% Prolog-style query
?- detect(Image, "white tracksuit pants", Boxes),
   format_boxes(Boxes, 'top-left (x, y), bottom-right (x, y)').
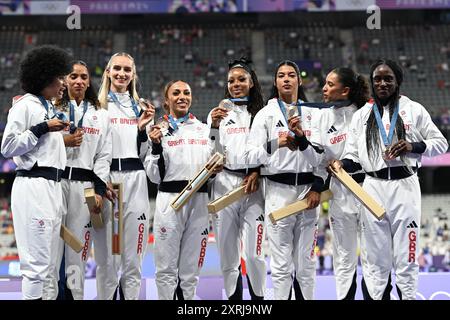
top-left (211, 171), bottom-right (266, 299)
top-left (44, 179), bottom-right (110, 300)
top-left (360, 174), bottom-right (421, 300)
top-left (328, 180), bottom-right (361, 300)
top-left (95, 170), bottom-right (150, 300)
top-left (265, 179), bottom-right (319, 300)
top-left (153, 191), bottom-right (209, 300)
top-left (12, 177), bottom-right (63, 300)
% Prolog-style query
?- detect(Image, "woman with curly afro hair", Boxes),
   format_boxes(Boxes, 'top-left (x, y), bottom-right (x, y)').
top-left (1, 45), bottom-right (71, 300)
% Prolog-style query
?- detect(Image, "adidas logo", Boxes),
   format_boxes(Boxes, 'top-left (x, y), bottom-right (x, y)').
top-left (275, 120), bottom-right (284, 127)
top-left (164, 131), bottom-right (174, 137)
top-left (406, 220), bottom-right (418, 228)
top-left (137, 213), bottom-right (147, 221)
top-left (201, 228), bottom-right (209, 236)
top-left (256, 214), bottom-right (265, 222)
top-left (84, 221), bottom-right (92, 228)
top-left (327, 125), bottom-right (337, 134)
top-left (225, 119), bottom-right (235, 126)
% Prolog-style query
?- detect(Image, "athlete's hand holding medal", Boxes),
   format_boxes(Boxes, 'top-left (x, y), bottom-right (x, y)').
top-left (287, 114), bottom-right (304, 138)
top-left (149, 115), bottom-right (170, 144)
top-left (210, 99), bottom-right (231, 129)
top-left (383, 139), bottom-right (413, 160)
top-left (372, 102), bottom-right (411, 161)
top-left (137, 98), bottom-right (156, 131)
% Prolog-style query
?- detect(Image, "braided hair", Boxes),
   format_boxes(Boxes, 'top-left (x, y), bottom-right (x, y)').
top-left (366, 59), bottom-right (406, 160)
top-left (224, 57), bottom-right (264, 118)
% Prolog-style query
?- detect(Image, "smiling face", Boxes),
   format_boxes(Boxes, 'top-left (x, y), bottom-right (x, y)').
top-left (166, 81), bottom-right (192, 118)
top-left (372, 64), bottom-right (397, 102)
top-left (67, 64), bottom-right (89, 101)
top-left (41, 75), bottom-right (66, 100)
top-left (227, 67), bottom-right (253, 98)
top-left (107, 55), bottom-right (134, 93)
top-left (275, 65), bottom-right (300, 101)
top-left (322, 71), bottom-right (349, 102)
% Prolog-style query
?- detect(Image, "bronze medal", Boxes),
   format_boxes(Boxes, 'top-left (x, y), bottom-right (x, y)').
top-left (156, 117), bottom-right (169, 133)
top-left (383, 145), bottom-right (392, 160)
top-left (287, 104), bottom-right (299, 118)
top-left (220, 99), bottom-right (234, 110)
top-left (138, 98), bottom-right (150, 111)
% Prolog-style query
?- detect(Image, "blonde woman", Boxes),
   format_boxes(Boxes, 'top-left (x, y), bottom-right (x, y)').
top-left (96, 52), bottom-right (155, 300)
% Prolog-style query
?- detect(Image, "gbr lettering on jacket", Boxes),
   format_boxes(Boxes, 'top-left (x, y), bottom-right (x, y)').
top-left (226, 127), bottom-right (247, 135)
top-left (166, 138), bottom-right (208, 147)
top-left (385, 122), bottom-right (412, 132)
top-left (63, 126), bottom-right (100, 135)
top-left (329, 133), bottom-right (347, 145)
top-left (110, 117), bottom-right (138, 125)
top-left (277, 130), bottom-right (311, 137)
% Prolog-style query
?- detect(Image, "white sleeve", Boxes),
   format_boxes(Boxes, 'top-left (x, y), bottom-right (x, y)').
top-left (299, 111), bottom-right (325, 167)
top-left (207, 110), bottom-right (222, 155)
top-left (144, 140), bottom-right (162, 184)
top-left (244, 109), bottom-right (271, 167)
top-left (1, 103), bottom-right (39, 158)
top-left (415, 104), bottom-right (448, 157)
top-left (206, 110), bottom-right (213, 126)
top-left (342, 111), bottom-right (360, 163)
top-left (207, 127), bottom-right (216, 156)
top-left (93, 113), bottom-right (112, 183)
top-left (138, 120), bottom-right (153, 162)
top-left (313, 165), bottom-right (328, 188)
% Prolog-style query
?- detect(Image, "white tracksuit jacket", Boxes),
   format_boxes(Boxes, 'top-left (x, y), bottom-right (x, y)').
top-left (144, 113), bottom-right (214, 300)
top-left (97, 92), bottom-right (150, 300)
top-left (44, 100), bottom-right (112, 300)
top-left (207, 102), bottom-right (266, 299)
top-left (245, 98), bottom-right (325, 300)
top-left (1, 93), bottom-right (66, 300)
top-left (343, 95), bottom-right (448, 300)
top-left (300, 103), bottom-right (364, 299)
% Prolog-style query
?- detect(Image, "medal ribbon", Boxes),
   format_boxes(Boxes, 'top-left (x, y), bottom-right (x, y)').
top-left (372, 102), bottom-right (399, 147)
top-left (109, 91), bottom-right (140, 118)
top-left (168, 112), bottom-right (191, 131)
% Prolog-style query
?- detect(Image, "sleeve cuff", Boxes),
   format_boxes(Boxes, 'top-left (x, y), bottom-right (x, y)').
top-left (151, 143), bottom-right (163, 155)
top-left (209, 126), bottom-right (219, 141)
top-left (311, 175), bottom-right (325, 193)
top-left (137, 128), bottom-right (148, 143)
top-left (93, 175), bottom-right (107, 197)
top-left (294, 135), bottom-right (309, 151)
top-left (248, 166), bottom-right (261, 174)
top-left (341, 159), bottom-right (362, 173)
top-left (410, 141), bottom-right (426, 154)
top-left (30, 122), bottom-right (49, 138)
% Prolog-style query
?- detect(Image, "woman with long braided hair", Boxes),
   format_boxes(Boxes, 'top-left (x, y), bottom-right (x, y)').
top-left (329, 59), bottom-right (448, 300)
